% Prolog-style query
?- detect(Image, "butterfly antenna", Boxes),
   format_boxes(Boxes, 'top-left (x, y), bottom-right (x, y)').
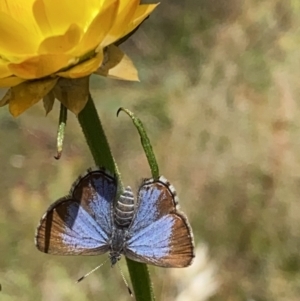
top-left (117, 262), bottom-right (133, 298)
top-left (76, 259), bottom-right (109, 283)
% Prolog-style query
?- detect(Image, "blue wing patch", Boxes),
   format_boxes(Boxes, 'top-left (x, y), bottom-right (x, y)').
top-left (71, 168), bottom-right (116, 236)
top-left (124, 177), bottom-right (194, 267)
top-left (36, 168), bottom-right (117, 256)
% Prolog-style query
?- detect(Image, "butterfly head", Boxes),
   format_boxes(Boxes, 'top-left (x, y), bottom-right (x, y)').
top-left (109, 252), bottom-right (121, 266)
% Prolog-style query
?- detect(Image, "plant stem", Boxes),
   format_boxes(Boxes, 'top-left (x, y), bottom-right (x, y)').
top-left (54, 103), bottom-right (67, 160)
top-left (77, 94), bottom-right (118, 176)
top-left (77, 93), bottom-right (154, 301)
top-left (117, 108), bottom-right (159, 179)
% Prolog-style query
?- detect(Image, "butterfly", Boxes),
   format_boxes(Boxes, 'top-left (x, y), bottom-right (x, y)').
top-left (35, 167), bottom-right (194, 268)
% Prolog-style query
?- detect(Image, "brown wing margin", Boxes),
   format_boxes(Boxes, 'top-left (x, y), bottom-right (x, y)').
top-left (35, 197), bottom-right (109, 255)
top-left (125, 176), bottom-right (194, 267)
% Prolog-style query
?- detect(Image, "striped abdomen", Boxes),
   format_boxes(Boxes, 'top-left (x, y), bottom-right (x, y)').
top-left (114, 186), bottom-right (135, 227)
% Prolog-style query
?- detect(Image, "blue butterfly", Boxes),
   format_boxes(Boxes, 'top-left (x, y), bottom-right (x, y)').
top-left (35, 167), bottom-right (194, 268)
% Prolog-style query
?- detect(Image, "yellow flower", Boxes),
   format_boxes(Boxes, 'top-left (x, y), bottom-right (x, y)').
top-left (0, 0), bottom-right (158, 116)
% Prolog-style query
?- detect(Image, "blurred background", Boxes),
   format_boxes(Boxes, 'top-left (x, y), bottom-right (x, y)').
top-left (1, 0), bottom-right (300, 300)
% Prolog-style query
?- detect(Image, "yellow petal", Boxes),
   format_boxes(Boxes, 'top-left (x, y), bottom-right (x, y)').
top-left (57, 51), bottom-right (104, 78)
top-left (122, 4), bottom-right (159, 38)
top-left (74, 0), bottom-right (119, 57)
top-left (8, 78), bottom-right (58, 117)
top-left (38, 23), bottom-right (82, 54)
top-left (0, 0), bottom-right (37, 29)
top-left (0, 59), bottom-right (11, 78)
top-left (95, 45), bottom-right (139, 81)
top-left (0, 12), bottom-right (39, 57)
top-left (53, 77), bottom-right (89, 115)
top-left (32, 0), bottom-right (51, 36)
top-left (101, 0), bottom-right (139, 46)
top-left (8, 54), bottom-right (76, 79)
top-left (0, 0), bottom-right (157, 89)
top-left (33, 0), bottom-right (105, 36)
top-left (0, 76), bottom-right (26, 87)
top-left (0, 0), bottom-right (41, 40)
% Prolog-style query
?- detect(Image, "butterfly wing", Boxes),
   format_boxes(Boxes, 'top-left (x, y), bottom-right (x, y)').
top-left (124, 176), bottom-right (194, 267)
top-left (35, 168), bottom-right (117, 255)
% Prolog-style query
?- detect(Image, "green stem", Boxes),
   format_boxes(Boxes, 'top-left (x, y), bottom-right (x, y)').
top-left (77, 93), bottom-right (154, 301)
top-left (77, 94), bottom-right (117, 177)
top-left (54, 103), bottom-right (67, 160)
top-left (117, 108), bottom-right (159, 179)
top-left (126, 259), bottom-right (155, 301)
